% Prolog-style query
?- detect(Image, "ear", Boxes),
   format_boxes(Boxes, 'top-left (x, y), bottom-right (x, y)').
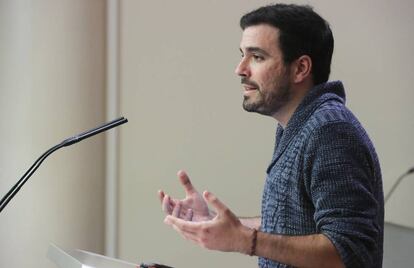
top-left (291, 55), bottom-right (312, 84)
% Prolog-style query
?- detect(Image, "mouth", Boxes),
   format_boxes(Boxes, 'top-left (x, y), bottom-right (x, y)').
top-left (244, 85), bottom-right (257, 90)
top-left (242, 84), bottom-right (258, 96)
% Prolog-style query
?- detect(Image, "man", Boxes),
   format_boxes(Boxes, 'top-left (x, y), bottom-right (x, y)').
top-left (159, 4), bottom-right (384, 268)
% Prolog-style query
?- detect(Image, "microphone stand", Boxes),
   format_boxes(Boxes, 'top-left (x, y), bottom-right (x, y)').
top-left (0, 117), bottom-right (128, 214)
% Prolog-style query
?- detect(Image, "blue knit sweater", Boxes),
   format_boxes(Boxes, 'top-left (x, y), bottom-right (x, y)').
top-left (259, 81), bottom-right (384, 268)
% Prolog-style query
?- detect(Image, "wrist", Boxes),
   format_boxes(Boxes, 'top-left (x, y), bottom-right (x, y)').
top-left (249, 228), bottom-right (258, 256)
top-left (237, 226), bottom-right (257, 256)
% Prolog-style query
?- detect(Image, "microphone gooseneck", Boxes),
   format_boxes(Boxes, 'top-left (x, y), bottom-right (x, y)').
top-left (0, 117), bottom-right (128, 214)
top-left (384, 166), bottom-right (414, 204)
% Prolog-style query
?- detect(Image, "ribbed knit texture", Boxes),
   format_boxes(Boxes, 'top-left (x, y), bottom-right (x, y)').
top-left (259, 81), bottom-right (384, 268)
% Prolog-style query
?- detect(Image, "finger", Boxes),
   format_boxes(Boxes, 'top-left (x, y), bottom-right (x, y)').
top-left (160, 191), bottom-right (177, 207)
top-left (162, 195), bottom-right (173, 215)
top-left (168, 220), bottom-right (197, 236)
top-left (164, 215), bottom-right (199, 234)
top-left (170, 222), bottom-right (199, 243)
top-left (203, 191), bottom-right (228, 214)
top-left (179, 229), bottom-right (200, 243)
top-left (177, 170), bottom-right (196, 195)
top-left (172, 201), bottom-right (181, 217)
top-left (185, 209), bottom-right (193, 221)
top-left (158, 190), bottom-right (165, 203)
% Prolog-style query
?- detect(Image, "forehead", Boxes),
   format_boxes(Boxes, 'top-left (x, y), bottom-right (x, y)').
top-left (240, 24), bottom-right (280, 52)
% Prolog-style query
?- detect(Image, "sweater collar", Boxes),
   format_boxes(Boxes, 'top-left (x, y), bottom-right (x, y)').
top-left (267, 81), bottom-right (346, 173)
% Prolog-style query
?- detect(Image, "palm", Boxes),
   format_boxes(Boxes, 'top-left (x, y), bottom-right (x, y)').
top-left (180, 191), bottom-right (211, 221)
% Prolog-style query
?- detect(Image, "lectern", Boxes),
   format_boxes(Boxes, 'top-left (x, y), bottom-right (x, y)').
top-left (47, 244), bottom-right (139, 268)
top-left (47, 244), bottom-right (173, 268)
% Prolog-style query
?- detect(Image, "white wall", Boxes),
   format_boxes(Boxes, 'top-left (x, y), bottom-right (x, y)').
top-left (0, 0), bottom-right (106, 267)
top-left (2, 0), bottom-right (410, 267)
top-left (117, 0), bottom-right (414, 267)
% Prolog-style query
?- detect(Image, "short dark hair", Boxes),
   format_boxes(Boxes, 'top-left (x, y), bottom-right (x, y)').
top-left (240, 4), bottom-right (334, 85)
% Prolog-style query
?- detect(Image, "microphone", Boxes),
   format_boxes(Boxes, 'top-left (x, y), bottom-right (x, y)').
top-left (0, 117), bottom-right (128, 214)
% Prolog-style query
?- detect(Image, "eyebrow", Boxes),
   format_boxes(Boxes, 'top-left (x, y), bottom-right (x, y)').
top-left (240, 47), bottom-right (270, 57)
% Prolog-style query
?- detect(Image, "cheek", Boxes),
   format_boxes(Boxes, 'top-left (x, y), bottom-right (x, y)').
top-left (260, 69), bottom-right (279, 90)
top-left (264, 64), bottom-right (288, 87)
top-left (257, 63), bottom-right (280, 82)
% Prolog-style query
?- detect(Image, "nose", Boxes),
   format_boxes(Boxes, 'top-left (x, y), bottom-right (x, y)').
top-left (235, 57), bottom-right (250, 77)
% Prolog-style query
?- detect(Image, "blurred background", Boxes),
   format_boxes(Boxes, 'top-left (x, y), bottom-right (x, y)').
top-left (0, 0), bottom-right (413, 267)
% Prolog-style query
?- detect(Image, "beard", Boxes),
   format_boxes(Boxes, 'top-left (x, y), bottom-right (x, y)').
top-left (242, 75), bottom-right (291, 117)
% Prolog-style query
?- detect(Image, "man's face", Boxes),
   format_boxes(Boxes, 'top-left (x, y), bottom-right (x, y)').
top-left (235, 24), bottom-right (292, 117)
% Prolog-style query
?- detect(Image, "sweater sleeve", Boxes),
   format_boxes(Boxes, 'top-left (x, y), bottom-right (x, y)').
top-left (303, 122), bottom-right (382, 268)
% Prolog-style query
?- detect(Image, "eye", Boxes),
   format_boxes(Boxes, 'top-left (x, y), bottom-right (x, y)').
top-left (253, 54), bottom-right (264, 62)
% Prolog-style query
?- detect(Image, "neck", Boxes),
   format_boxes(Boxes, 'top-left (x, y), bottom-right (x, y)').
top-left (272, 81), bottom-right (313, 128)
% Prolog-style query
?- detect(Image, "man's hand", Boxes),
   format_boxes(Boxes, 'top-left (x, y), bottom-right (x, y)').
top-left (158, 170), bottom-right (213, 222)
top-left (164, 191), bottom-right (252, 254)
top-left (163, 190), bottom-right (345, 267)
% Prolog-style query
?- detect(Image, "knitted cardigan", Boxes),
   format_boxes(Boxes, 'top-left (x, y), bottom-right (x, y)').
top-left (259, 81), bottom-right (384, 268)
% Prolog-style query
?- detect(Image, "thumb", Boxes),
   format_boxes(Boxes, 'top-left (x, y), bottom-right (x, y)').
top-left (203, 191), bottom-right (227, 214)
